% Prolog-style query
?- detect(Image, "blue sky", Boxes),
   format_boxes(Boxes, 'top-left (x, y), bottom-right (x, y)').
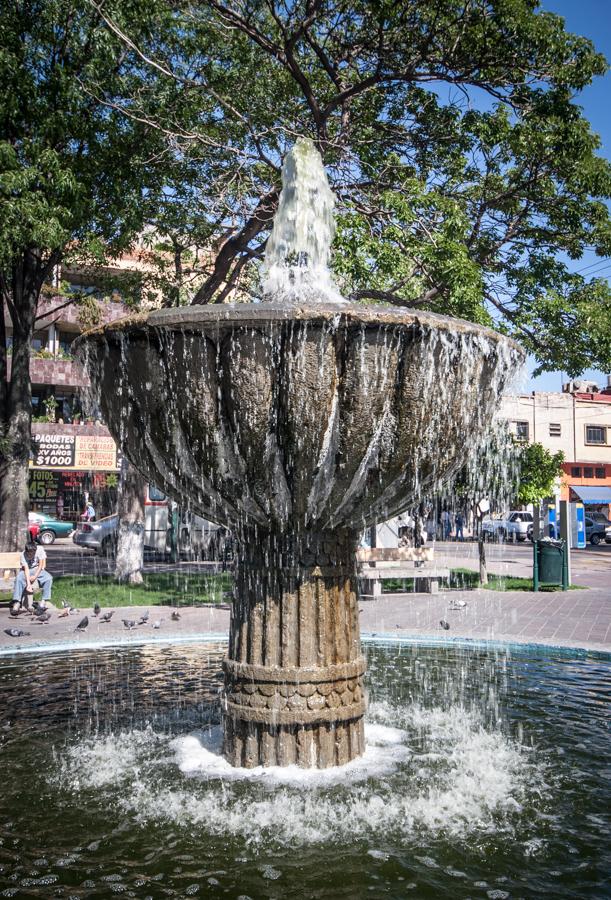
top-left (527, 0), bottom-right (611, 391)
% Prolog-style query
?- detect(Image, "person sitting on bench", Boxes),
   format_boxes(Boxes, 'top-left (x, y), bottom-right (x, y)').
top-left (12, 541), bottom-right (53, 609)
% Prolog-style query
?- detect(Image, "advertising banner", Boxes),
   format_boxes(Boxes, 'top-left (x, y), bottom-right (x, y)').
top-left (29, 469), bottom-right (60, 503)
top-left (74, 435), bottom-right (117, 470)
top-left (32, 433), bottom-right (75, 468)
top-left (30, 432), bottom-right (119, 471)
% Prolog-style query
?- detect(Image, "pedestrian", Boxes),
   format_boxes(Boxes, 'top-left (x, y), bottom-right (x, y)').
top-left (81, 498), bottom-right (96, 522)
top-left (455, 512), bottom-right (464, 541)
top-left (12, 541), bottom-right (53, 609)
top-left (441, 509), bottom-right (452, 541)
top-left (56, 493), bottom-right (64, 520)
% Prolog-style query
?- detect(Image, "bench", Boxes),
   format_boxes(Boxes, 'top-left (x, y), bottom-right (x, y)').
top-left (356, 547), bottom-right (450, 597)
top-left (0, 552), bottom-right (40, 600)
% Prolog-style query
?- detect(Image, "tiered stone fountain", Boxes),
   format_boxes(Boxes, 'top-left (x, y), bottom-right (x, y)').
top-left (79, 139), bottom-right (521, 768)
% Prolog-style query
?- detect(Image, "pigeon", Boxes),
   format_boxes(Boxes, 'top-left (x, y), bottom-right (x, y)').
top-left (152, 619), bottom-right (162, 629)
top-left (31, 600), bottom-right (47, 615)
top-left (4, 628), bottom-right (30, 637)
top-left (58, 609), bottom-right (69, 618)
top-left (122, 619), bottom-right (136, 630)
top-left (171, 610), bottom-right (181, 621)
top-left (33, 605), bottom-right (50, 619)
top-left (35, 612), bottom-right (52, 625)
top-left (75, 616), bottom-right (89, 632)
top-left (93, 603), bottom-right (101, 617)
top-left (100, 610), bottom-right (114, 623)
top-left (61, 599), bottom-right (70, 609)
top-left (439, 619), bottom-right (450, 630)
top-left (138, 610), bottom-right (149, 625)
top-left (448, 599), bottom-right (467, 610)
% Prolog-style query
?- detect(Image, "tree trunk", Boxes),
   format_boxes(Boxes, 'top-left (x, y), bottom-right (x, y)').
top-left (478, 531), bottom-right (488, 586)
top-left (0, 253), bottom-right (46, 551)
top-left (114, 459), bottom-right (147, 584)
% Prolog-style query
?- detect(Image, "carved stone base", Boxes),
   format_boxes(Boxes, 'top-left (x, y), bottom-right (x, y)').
top-left (222, 529), bottom-right (367, 768)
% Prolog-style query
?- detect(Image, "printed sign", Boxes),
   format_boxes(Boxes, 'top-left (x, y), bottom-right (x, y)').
top-left (74, 435), bottom-right (117, 470)
top-left (30, 431), bottom-right (120, 471)
top-left (29, 469), bottom-right (59, 502)
top-left (32, 433), bottom-right (75, 468)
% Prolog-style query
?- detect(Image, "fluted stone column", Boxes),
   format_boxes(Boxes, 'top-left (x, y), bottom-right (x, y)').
top-left (222, 528), bottom-right (367, 768)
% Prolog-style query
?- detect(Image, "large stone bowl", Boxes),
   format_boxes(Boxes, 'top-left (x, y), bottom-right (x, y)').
top-left (78, 302), bottom-right (522, 768)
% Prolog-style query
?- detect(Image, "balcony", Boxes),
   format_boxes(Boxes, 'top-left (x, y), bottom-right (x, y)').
top-left (34, 295), bottom-right (128, 329)
top-left (6, 355), bottom-right (87, 389)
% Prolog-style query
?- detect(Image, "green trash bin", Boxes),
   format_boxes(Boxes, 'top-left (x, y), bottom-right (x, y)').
top-left (538, 539), bottom-right (564, 585)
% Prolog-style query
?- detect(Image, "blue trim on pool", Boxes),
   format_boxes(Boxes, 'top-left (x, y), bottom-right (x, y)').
top-left (0, 630), bottom-right (609, 660)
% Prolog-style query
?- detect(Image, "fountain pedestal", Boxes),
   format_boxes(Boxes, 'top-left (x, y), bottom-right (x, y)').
top-left (222, 529), bottom-right (366, 768)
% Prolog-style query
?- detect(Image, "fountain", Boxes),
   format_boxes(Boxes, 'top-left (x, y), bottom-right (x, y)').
top-left (77, 138), bottom-right (522, 768)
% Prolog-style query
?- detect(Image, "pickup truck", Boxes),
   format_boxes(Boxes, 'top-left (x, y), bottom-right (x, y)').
top-left (481, 511), bottom-right (533, 542)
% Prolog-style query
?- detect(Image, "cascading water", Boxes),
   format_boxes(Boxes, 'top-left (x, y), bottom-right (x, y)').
top-left (261, 137), bottom-right (345, 304)
top-left (76, 139), bottom-right (524, 769)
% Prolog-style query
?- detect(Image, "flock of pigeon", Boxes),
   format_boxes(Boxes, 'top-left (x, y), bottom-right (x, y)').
top-left (4, 600), bottom-right (184, 639)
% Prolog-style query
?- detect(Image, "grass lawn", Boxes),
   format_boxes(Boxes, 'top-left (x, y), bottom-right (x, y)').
top-left (0, 572), bottom-right (233, 608)
top-left (382, 568), bottom-right (581, 593)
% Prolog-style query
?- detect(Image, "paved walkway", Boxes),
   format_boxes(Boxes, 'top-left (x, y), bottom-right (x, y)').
top-left (1, 585), bottom-right (609, 654)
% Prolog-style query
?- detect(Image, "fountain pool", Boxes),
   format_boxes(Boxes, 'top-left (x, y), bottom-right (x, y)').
top-left (0, 638), bottom-right (609, 898)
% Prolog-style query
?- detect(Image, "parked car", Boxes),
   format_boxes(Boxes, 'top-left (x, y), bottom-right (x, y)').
top-left (481, 511), bottom-right (533, 542)
top-left (584, 516), bottom-right (611, 546)
top-left (28, 512), bottom-right (74, 545)
top-left (587, 511), bottom-right (611, 528)
top-left (73, 514), bottom-right (118, 556)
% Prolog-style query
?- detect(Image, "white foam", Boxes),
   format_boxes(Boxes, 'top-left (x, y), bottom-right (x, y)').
top-left (170, 721), bottom-right (410, 787)
top-left (52, 702), bottom-right (543, 847)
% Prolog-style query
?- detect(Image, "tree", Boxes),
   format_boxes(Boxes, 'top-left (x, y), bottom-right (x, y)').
top-left (0, 0), bottom-right (178, 550)
top-left (516, 442), bottom-right (565, 505)
top-left (114, 460), bottom-right (147, 584)
top-left (95, 0), bottom-right (611, 376)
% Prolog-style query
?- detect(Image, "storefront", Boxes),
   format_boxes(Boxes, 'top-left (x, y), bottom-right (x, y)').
top-left (29, 426), bottom-right (121, 521)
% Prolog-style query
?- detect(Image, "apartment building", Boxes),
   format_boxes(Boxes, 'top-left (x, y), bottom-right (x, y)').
top-left (501, 378), bottom-right (611, 514)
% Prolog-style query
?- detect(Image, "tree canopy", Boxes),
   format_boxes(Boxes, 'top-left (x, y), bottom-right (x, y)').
top-left (516, 441), bottom-right (565, 504)
top-left (89, 0), bottom-right (611, 375)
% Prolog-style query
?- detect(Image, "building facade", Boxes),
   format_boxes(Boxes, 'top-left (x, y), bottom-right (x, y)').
top-left (500, 379), bottom-right (611, 515)
top-left (4, 294), bottom-right (127, 521)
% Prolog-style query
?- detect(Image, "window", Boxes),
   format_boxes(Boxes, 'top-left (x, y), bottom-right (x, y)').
top-left (595, 467), bottom-right (606, 479)
top-left (31, 331), bottom-right (48, 352)
top-left (585, 425), bottom-right (606, 445)
top-left (571, 467), bottom-right (582, 478)
top-left (514, 421), bottom-right (529, 442)
top-left (58, 331), bottom-right (76, 357)
top-left (148, 485), bottom-right (167, 502)
top-left (549, 423), bottom-right (561, 436)
top-left (583, 467), bottom-right (594, 479)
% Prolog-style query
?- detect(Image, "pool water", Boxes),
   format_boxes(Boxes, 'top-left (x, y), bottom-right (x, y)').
top-left (0, 640), bottom-right (609, 898)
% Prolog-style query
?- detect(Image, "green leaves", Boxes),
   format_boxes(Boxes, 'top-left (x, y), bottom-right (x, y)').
top-left (517, 442), bottom-right (565, 505)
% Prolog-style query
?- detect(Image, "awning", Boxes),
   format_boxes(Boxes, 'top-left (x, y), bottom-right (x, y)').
top-left (570, 485), bottom-right (611, 505)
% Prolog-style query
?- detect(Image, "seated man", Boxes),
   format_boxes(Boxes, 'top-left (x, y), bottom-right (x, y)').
top-left (12, 541), bottom-right (53, 609)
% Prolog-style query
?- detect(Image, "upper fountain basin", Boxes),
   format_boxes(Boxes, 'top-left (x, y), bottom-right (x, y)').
top-left (78, 301), bottom-right (523, 532)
